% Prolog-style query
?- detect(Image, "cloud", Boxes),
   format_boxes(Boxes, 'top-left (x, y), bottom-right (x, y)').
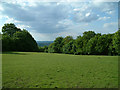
top-left (103, 22), bottom-right (118, 33)
top-left (56, 19), bottom-right (73, 28)
top-left (30, 32), bottom-right (55, 41)
top-left (103, 22), bottom-right (117, 28)
top-left (1, 0), bottom-right (119, 3)
top-left (73, 11), bottom-right (99, 22)
top-left (92, 0), bottom-right (119, 2)
top-left (98, 16), bottom-right (111, 21)
top-left (85, 13), bottom-right (90, 17)
top-left (1, 2), bottom-right (71, 33)
top-left (92, 2), bottom-right (117, 15)
top-left (17, 24), bottom-right (31, 29)
top-left (118, 18), bottom-right (120, 28)
top-left (0, 1), bottom-right (118, 41)
top-left (106, 10), bottom-right (114, 15)
top-left (1, 3), bottom-right (35, 21)
top-left (31, 29), bottom-right (81, 41)
top-left (70, 2), bottom-right (117, 22)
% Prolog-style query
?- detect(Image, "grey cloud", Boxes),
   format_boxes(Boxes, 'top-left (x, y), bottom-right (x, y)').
top-left (2, 3), bottom-right (35, 21)
top-left (0, 2), bottom-right (117, 35)
top-left (1, 2), bottom-right (70, 33)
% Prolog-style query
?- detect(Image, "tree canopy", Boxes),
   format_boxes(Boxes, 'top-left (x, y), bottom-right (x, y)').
top-left (2, 23), bottom-right (21, 37)
top-left (2, 23), bottom-right (38, 52)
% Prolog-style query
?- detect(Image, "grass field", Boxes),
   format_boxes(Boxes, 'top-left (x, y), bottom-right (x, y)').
top-left (2, 52), bottom-right (118, 88)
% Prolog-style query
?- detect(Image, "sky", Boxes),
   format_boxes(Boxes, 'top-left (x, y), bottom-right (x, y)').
top-left (0, 0), bottom-right (119, 41)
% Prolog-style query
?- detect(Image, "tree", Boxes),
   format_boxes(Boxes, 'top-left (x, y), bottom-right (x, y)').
top-left (12, 29), bottom-right (38, 51)
top-left (75, 36), bottom-right (84, 55)
top-left (44, 46), bottom-right (48, 53)
top-left (62, 36), bottom-right (73, 45)
top-left (2, 34), bottom-right (13, 51)
top-left (39, 46), bottom-right (48, 52)
top-left (2, 23), bottom-right (21, 37)
top-left (0, 33), bottom-right (2, 52)
top-left (95, 34), bottom-right (113, 55)
top-left (82, 31), bottom-right (96, 40)
top-left (48, 37), bottom-right (63, 53)
top-left (86, 34), bottom-right (101, 55)
top-left (63, 40), bottom-right (76, 54)
top-left (0, 33), bottom-right (2, 40)
top-left (82, 31), bottom-right (96, 54)
top-left (113, 30), bottom-right (120, 55)
top-left (48, 43), bottom-right (55, 53)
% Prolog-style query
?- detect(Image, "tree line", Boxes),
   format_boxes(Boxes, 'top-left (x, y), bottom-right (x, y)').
top-left (1, 23), bottom-right (120, 55)
top-left (47, 30), bottom-right (120, 55)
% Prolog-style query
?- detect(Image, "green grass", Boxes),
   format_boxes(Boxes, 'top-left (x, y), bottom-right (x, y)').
top-left (2, 52), bottom-right (118, 88)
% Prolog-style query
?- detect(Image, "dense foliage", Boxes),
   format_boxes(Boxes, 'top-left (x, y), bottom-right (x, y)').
top-left (2, 23), bottom-right (38, 51)
top-left (48, 30), bottom-right (120, 55)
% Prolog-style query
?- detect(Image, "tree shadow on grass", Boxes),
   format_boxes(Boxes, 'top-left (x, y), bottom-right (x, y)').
top-left (2, 52), bottom-right (28, 55)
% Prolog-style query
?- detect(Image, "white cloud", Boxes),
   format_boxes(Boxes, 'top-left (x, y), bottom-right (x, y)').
top-left (56, 19), bottom-right (73, 28)
top-left (73, 11), bottom-right (99, 22)
top-left (17, 24), bottom-right (31, 29)
top-left (70, 2), bottom-right (116, 22)
top-left (92, 1), bottom-right (117, 15)
top-left (0, 4), bottom-right (4, 11)
top-left (101, 22), bottom-right (118, 34)
top-left (73, 8), bottom-right (80, 11)
top-left (98, 16), bottom-right (111, 21)
top-left (103, 22), bottom-right (117, 28)
top-left (92, 0), bottom-right (119, 2)
top-left (102, 22), bottom-right (118, 33)
top-left (106, 10), bottom-right (114, 15)
top-left (56, 31), bottom-right (79, 39)
top-left (0, 15), bottom-right (22, 24)
top-left (30, 30), bottom-right (66, 41)
top-left (86, 13), bottom-right (90, 17)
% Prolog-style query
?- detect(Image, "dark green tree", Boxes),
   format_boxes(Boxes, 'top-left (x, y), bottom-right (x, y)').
top-left (83, 31), bottom-right (96, 40)
top-left (2, 34), bottom-right (13, 51)
top-left (63, 40), bottom-right (76, 54)
top-left (112, 30), bottom-right (120, 55)
top-left (86, 34), bottom-right (101, 55)
top-left (95, 34), bottom-right (113, 55)
top-left (12, 29), bottom-right (38, 51)
top-left (48, 37), bottom-right (63, 53)
top-left (75, 36), bottom-right (84, 55)
top-left (2, 23), bottom-right (21, 37)
top-left (82, 31), bottom-right (96, 54)
top-left (62, 36), bottom-right (73, 45)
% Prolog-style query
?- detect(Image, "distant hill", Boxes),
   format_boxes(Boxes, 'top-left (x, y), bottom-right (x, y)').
top-left (37, 41), bottom-right (53, 47)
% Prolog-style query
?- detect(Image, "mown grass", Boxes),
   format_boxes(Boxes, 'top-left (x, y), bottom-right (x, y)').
top-left (2, 52), bottom-right (118, 88)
